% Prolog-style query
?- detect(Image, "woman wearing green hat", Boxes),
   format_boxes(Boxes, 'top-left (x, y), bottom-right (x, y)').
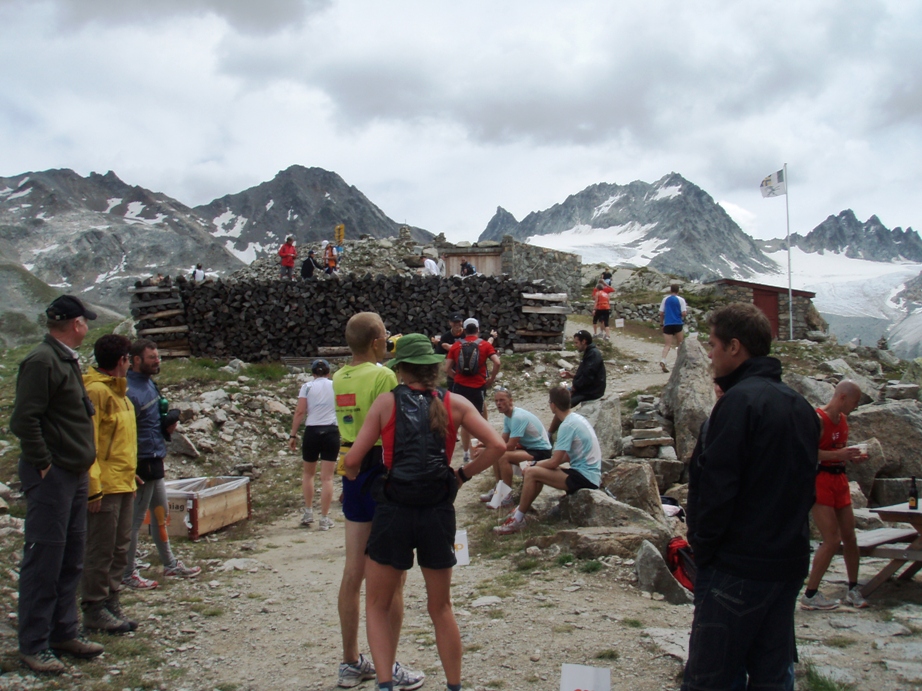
top-left (343, 333), bottom-right (505, 691)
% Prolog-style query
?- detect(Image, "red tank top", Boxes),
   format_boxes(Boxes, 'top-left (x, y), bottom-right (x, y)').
top-left (816, 407), bottom-right (848, 455)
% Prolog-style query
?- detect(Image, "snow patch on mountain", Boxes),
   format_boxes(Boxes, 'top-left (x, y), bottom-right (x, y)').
top-left (527, 222), bottom-right (664, 265)
top-left (650, 185), bottom-right (682, 201)
top-left (212, 211), bottom-right (248, 239)
top-left (7, 187), bottom-right (32, 201)
top-left (226, 240), bottom-right (265, 264)
top-left (105, 197), bottom-right (122, 213)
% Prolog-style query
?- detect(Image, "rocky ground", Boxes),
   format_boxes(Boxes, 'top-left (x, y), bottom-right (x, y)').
top-left (2, 320), bottom-right (922, 690)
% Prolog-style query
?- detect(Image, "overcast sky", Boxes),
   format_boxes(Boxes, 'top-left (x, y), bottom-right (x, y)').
top-left (1, 0), bottom-right (919, 243)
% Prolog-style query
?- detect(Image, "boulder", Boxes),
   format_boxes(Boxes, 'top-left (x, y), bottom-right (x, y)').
top-left (879, 349), bottom-right (901, 369)
top-left (871, 478), bottom-right (913, 507)
top-left (658, 337), bottom-right (716, 463)
top-left (805, 330), bottom-right (829, 342)
top-left (848, 401), bottom-right (922, 478)
top-left (885, 383), bottom-right (920, 400)
top-left (0, 482), bottom-right (12, 502)
top-left (602, 462), bottom-right (666, 523)
top-left (648, 459), bottom-right (686, 491)
top-left (264, 400), bottom-right (292, 416)
top-left (782, 373), bottom-right (835, 409)
top-left (577, 393), bottom-right (622, 458)
top-left (184, 417), bottom-right (215, 434)
top-left (665, 483), bottom-right (689, 507)
top-left (560, 490), bottom-right (672, 551)
top-left (849, 481), bottom-right (868, 509)
top-left (853, 509), bottom-right (885, 531)
top-left (818, 359), bottom-right (880, 404)
top-left (635, 540), bottom-right (694, 605)
top-left (168, 432), bottom-right (200, 459)
top-left (200, 389), bottom-right (229, 406)
top-left (526, 526), bottom-right (670, 559)
top-left (845, 437), bottom-right (887, 499)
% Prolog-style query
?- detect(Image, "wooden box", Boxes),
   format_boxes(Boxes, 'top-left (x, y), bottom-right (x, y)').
top-left (164, 477), bottom-right (251, 540)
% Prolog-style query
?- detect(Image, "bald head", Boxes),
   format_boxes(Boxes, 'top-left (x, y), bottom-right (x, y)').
top-left (829, 380), bottom-right (862, 416)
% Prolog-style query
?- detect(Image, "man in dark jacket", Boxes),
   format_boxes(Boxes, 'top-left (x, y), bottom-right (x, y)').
top-left (301, 250), bottom-right (323, 280)
top-left (561, 330), bottom-right (605, 405)
top-left (9, 295), bottom-right (105, 674)
top-left (683, 303), bottom-right (819, 691)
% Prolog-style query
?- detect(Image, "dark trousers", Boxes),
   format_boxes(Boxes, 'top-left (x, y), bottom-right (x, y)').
top-left (18, 460), bottom-right (88, 654)
top-left (82, 492), bottom-right (134, 605)
top-left (681, 566), bottom-right (801, 691)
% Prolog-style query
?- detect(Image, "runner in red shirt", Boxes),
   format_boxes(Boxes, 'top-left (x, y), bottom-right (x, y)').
top-left (446, 318), bottom-right (501, 463)
top-left (801, 380), bottom-right (869, 611)
top-left (592, 281), bottom-right (615, 341)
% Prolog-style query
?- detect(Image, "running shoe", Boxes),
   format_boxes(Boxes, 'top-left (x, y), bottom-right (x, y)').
top-left (319, 515), bottom-right (334, 531)
top-left (493, 514), bottom-right (526, 535)
top-left (800, 591), bottom-right (839, 610)
top-left (338, 653), bottom-right (375, 688)
top-left (479, 489), bottom-right (495, 503)
top-left (660, 360), bottom-right (669, 373)
top-left (300, 508), bottom-right (314, 527)
top-left (844, 587), bottom-right (869, 609)
top-left (122, 570), bottom-right (159, 590)
top-left (164, 560), bottom-right (202, 578)
top-left (392, 661), bottom-right (425, 690)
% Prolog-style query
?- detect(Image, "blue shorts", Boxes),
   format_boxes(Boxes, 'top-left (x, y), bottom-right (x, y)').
top-left (342, 464), bottom-right (381, 523)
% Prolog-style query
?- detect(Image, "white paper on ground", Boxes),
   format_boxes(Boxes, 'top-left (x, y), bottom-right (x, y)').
top-left (615, 318), bottom-right (625, 328)
top-left (454, 529), bottom-right (470, 566)
top-left (560, 663), bottom-right (611, 691)
top-left (487, 480), bottom-right (512, 509)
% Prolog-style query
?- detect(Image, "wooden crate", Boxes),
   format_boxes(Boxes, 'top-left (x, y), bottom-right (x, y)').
top-left (164, 477), bottom-right (252, 541)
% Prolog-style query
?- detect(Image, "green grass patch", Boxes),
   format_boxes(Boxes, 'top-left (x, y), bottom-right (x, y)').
top-left (515, 557), bottom-right (540, 572)
top-left (552, 623), bottom-right (575, 633)
top-left (595, 648), bottom-right (620, 660)
top-left (486, 609), bottom-right (505, 619)
top-left (622, 618), bottom-right (643, 628)
top-left (824, 635), bottom-right (855, 648)
top-left (556, 554), bottom-right (575, 566)
top-left (802, 663), bottom-right (853, 691)
top-left (578, 559), bottom-right (603, 573)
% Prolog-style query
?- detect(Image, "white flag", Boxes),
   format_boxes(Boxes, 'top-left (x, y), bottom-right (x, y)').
top-left (760, 169), bottom-right (786, 198)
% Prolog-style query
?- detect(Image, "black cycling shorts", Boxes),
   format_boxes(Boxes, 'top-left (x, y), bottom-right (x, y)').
top-left (563, 468), bottom-right (599, 494)
top-left (592, 309), bottom-right (611, 327)
top-left (663, 324), bottom-right (683, 335)
top-left (301, 424), bottom-right (340, 463)
top-left (366, 501), bottom-right (457, 570)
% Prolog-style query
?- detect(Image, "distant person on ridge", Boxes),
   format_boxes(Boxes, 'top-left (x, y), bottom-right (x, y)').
top-left (301, 249), bottom-right (323, 280)
top-left (659, 284), bottom-right (687, 372)
top-left (278, 236), bottom-right (297, 280)
top-left (459, 257), bottom-right (476, 277)
top-left (423, 253), bottom-right (440, 276)
top-left (191, 264), bottom-right (205, 283)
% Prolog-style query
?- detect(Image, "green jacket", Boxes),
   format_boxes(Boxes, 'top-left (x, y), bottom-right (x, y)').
top-left (9, 334), bottom-right (97, 473)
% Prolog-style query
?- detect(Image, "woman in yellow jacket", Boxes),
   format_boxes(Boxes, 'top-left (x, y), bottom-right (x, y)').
top-left (80, 335), bottom-right (139, 635)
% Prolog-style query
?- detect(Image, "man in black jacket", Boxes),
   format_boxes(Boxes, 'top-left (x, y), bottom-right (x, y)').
top-left (552, 330), bottom-right (606, 437)
top-left (683, 303), bottom-right (819, 691)
top-left (10, 296), bottom-right (105, 674)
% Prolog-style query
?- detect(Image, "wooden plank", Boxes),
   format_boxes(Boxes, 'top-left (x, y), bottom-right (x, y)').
top-left (856, 528), bottom-right (919, 549)
top-left (860, 534), bottom-right (922, 597)
top-left (158, 349), bottom-right (192, 358)
top-left (512, 343), bottom-right (563, 352)
top-left (130, 297), bottom-right (184, 310)
top-left (521, 305), bottom-right (571, 314)
top-left (136, 325), bottom-right (189, 336)
top-left (865, 547), bottom-right (922, 561)
top-left (136, 308), bottom-right (184, 321)
top-left (317, 347), bottom-right (352, 357)
top-left (515, 329), bottom-right (565, 337)
top-left (195, 484), bottom-right (250, 538)
top-left (150, 339), bottom-right (189, 349)
top-left (127, 286), bottom-right (179, 294)
top-left (521, 292), bottom-right (569, 301)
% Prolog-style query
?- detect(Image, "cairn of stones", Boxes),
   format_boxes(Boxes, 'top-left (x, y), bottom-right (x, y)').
top-left (628, 395), bottom-right (675, 459)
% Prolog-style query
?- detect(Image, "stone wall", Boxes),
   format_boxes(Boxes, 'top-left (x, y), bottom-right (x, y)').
top-left (712, 283), bottom-right (814, 340)
top-left (179, 274), bottom-right (566, 361)
top-left (501, 236), bottom-right (583, 298)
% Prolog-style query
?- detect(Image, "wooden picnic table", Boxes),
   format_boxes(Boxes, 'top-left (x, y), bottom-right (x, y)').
top-left (859, 503), bottom-right (922, 596)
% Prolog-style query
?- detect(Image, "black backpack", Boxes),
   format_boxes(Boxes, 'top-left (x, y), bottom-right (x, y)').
top-left (458, 338), bottom-right (482, 376)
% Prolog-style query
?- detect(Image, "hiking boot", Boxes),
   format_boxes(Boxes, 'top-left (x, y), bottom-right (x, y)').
top-left (50, 635), bottom-right (104, 659)
top-left (338, 653), bottom-right (375, 688)
top-left (300, 507), bottom-right (314, 527)
top-left (493, 514), bottom-right (526, 535)
top-left (660, 360), bottom-right (669, 373)
top-left (845, 587), bottom-right (869, 609)
top-left (479, 489), bottom-right (495, 503)
top-left (318, 515), bottom-right (334, 531)
top-left (20, 649), bottom-right (65, 675)
top-left (164, 560), bottom-right (202, 579)
top-left (82, 602), bottom-right (133, 634)
top-left (393, 661), bottom-right (425, 690)
top-left (800, 591), bottom-right (839, 611)
top-left (105, 594), bottom-right (138, 631)
top-left (122, 570), bottom-right (158, 590)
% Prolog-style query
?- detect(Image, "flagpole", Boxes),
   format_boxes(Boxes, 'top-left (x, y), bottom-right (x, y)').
top-left (785, 162), bottom-right (793, 340)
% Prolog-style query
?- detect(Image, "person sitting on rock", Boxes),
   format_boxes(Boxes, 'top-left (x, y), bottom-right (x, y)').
top-left (801, 380), bottom-right (869, 611)
top-left (494, 387), bottom-right (601, 535)
top-left (552, 330), bottom-right (605, 438)
top-left (475, 389), bottom-right (552, 509)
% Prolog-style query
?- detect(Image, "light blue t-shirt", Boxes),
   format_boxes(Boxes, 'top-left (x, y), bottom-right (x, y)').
top-left (503, 407), bottom-right (551, 451)
top-left (554, 413), bottom-right (602, 486)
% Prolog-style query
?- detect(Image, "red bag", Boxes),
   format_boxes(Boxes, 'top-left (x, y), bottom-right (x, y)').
top-left (667, 537), bottom-right (696, 592)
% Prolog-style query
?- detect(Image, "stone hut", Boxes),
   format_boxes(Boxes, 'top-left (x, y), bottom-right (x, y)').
top-left (708, 279), bottom-right (819, 340)
top-left (437, 235), bottom-right (581, 297)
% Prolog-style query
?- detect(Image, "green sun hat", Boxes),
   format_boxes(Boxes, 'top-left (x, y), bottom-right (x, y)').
top-left (387, 333), bottom-right (445, 369)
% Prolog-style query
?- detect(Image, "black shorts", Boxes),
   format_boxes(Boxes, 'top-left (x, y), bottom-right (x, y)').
top-left (451, 382), bottom-right (485, 413)
top-left (366, 501), bottom-right (457, 570)
top-left (523, 447), bottom-right (553, 462)
top-left (301, 425), bottom-right (340, 463)
top-left (663, 324), bottom-right (683, 335)
top-left (592, 309), bottom-right (611, 327)
top-left (563, 468), bottom-right (599, 494)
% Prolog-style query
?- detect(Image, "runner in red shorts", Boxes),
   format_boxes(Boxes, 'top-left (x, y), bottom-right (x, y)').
top-left (801, 381), bottom-right (869, 611)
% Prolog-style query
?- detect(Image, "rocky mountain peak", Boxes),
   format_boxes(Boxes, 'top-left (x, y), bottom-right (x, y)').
top-left (786, 210), bottom-right (922, 261)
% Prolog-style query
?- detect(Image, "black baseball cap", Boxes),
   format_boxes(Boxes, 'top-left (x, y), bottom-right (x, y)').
top-left (308, 249), bottom-right (315, 255)
top-left (449, 313), bottom-right (463, 322)
top-left (46, 295), bottom-right (97, 322)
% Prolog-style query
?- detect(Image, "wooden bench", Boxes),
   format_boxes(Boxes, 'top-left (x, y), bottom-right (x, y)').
top-left (836, 528), bottom-right (920, 558)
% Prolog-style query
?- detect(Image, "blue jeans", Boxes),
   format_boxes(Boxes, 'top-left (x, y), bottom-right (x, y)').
top-left (682, 566), bottom-right (801, 691)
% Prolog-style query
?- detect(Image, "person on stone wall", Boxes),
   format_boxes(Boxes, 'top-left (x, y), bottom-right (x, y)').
top-left (278, 236), bottom-right (297, 280)
top-left (659, 284), bottom-right (687, 372)
top-left (10, 295), bottom-right (104, 674)
top-left (322, 240), bottom-right (338, 274)
top-left (459, 257), bottom-right (476, 277)
top-left (191, 264), bottom-right (205, 283)
top-left (437, 254), bottom-right (447, 277)
top-left (422, 252), bottom-right (440, 276)
top-left (301, 250), bottom-right (324, 280)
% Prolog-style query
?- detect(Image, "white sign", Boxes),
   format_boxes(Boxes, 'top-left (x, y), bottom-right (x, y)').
top-left (487, 480), bottom-right (512, 510)
top-left (615, 318), bottom-right (625, 328)
top-left (560, 663), bottom-right (611, 691)
top-left (454, 529), bottom-right (470, 567)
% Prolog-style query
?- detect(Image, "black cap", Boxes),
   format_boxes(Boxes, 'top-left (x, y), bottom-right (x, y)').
top-left (46, 295), bottom-right (97, 322)
top-left (308, 249), bottom-right (315, 255)
top-left (449, 313), bottom-right (463, 322)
